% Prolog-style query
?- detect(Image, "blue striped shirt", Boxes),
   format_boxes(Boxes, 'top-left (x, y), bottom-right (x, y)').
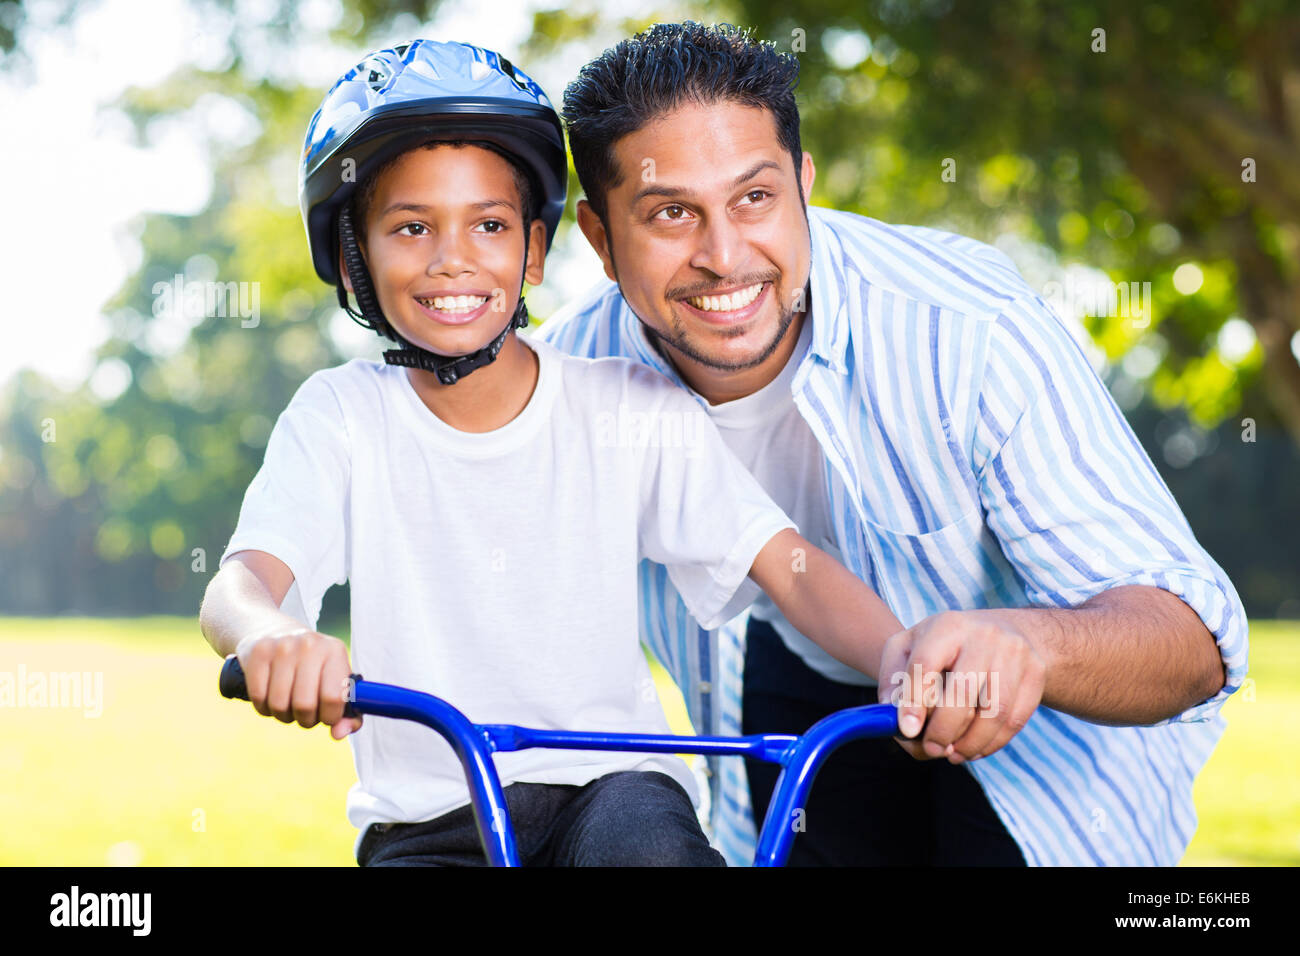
top-left (533, 203), bottom-right (1249, 866)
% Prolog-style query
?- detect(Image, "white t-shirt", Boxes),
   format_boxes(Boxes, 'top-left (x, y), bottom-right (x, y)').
top-left (219, 334), bottom-right (795, 858)
top-left (699, 316), bottom-right (875, 687)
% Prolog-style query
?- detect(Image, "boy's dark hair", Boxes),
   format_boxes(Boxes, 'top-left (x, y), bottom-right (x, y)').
top-left (561, 21), bottom-right (802, 223)
top-left (351, 139), bottom-right (541, 243)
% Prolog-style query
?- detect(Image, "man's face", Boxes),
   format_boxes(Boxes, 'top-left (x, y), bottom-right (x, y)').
top-left (346, 144), bottom-right (546, 357)
top-left (576, 99), bottom-right (815, 374)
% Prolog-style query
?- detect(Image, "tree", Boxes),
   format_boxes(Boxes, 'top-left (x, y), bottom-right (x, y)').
top-left (726, 0), bottom-right (1300, 446)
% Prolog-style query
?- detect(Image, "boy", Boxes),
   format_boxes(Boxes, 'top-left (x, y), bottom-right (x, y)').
top-left (199, 39), bottom-right (903, 867)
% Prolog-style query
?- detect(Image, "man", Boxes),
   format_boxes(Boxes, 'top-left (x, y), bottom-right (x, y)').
top-left (535, 21), bottom-right (1248, 866)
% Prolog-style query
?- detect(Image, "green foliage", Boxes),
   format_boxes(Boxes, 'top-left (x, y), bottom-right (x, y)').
top-left (1, 1), bottom-right (1295, 618)
top-left (726, 0), bottom-right (1300, 441)
top-left (0, 2), bottom-right (457, 615)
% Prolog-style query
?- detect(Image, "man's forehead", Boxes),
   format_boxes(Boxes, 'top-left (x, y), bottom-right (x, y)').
top-left (608, 100), bottom-right (791, 194)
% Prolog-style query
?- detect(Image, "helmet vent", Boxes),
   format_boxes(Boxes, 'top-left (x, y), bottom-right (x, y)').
top-left (361, 57), bottom-right (389, 91)
top-left (496, 55), bottom-right (529, 93)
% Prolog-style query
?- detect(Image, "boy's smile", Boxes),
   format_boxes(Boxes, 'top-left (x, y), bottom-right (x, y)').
top-left (412, 290), bottom-right (495, 326)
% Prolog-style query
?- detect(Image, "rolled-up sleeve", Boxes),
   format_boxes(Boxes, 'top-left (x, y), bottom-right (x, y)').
top-left (971, 293), bottom-right (1248, 723)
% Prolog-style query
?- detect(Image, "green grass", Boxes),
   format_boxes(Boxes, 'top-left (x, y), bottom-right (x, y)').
top-left (1181, 619), bottom-right (1300, 866)
top-left (0, 615), bottom-right (1293, 865)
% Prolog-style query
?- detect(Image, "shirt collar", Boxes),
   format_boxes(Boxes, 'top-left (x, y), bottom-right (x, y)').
top-left (805, 204), bottom-right (851, 375)
top-left (620, 202), bottom-right (852, 384)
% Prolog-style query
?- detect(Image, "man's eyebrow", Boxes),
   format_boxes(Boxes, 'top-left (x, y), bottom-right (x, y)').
top-left (378, 198), bottom-right (516, 217)
top-left (630, 159), bottom-right (783, 205)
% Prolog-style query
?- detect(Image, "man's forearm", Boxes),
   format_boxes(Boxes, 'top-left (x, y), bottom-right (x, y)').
top-left (970, 584), bottom-right (1226, 725)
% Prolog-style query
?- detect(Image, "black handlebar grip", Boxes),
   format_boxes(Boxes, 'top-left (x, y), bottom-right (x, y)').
top-left (219, 655), bottom-right (362, 719)
top-left (219, 654), bottom-right (250, 701)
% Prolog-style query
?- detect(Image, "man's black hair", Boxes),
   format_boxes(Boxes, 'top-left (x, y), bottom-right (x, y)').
top-left (350, 139), bottom-right (541, 242)
top-left (561, 21), bottom-right (803, 223)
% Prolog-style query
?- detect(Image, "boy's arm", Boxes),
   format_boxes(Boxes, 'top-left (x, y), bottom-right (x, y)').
top-left (748, 528), bottom-right (902, 682)
top-left (199, 550), bottom-right (298, 658)
top-left (200, 550), bottom-right (360, 739)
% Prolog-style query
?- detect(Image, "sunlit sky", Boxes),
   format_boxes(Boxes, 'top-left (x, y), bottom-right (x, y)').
top-left (2, 0), bottom-right (1292, 394)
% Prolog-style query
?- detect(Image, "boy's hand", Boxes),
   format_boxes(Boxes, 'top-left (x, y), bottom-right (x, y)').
top-left (235, 629), bottom-right (363, 739)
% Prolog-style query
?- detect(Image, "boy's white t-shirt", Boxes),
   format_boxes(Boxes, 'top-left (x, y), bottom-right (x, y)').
top-left (219, 334), bottom-right (795, 857)
top-left (699, 316), bottom-right (875, 687)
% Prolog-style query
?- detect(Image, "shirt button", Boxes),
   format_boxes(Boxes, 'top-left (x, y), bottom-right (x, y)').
top-left (698, 681), bottom-right (712, 695)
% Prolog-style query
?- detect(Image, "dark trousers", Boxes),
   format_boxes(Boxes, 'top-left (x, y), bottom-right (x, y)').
top-left (742, 616), bottom-right (1026, 866)
top-left (357, 769), bottom-right (725, 867)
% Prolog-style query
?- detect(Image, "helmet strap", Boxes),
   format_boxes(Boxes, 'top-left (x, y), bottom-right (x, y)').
top-left (336, 206), bottom-right (531, 387)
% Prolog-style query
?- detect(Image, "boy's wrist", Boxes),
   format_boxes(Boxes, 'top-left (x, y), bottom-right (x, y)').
top-left (235, 623), bottom-right (315, 657)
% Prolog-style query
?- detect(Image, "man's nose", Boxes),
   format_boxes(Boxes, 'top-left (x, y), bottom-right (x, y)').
top-left (689, 211), bottom-right (746, 278)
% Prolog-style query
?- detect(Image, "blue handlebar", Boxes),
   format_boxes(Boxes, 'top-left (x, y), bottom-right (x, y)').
top-left (219, 655), bottom-right (899, 866)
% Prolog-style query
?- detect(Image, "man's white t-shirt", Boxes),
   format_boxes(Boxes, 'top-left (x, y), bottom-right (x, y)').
top-left (219, 334), bottom-right (795, 858)
top-left (698, 316), bottom-right (876, 687)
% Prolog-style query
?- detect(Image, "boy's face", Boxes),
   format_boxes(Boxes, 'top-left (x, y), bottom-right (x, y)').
top-left (575, 99), bottom-right (815, 373)
top-left (346, 144), bottom-right (547, 357)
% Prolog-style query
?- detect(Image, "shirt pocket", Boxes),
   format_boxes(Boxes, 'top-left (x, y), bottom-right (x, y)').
top-left (856, 504), bottom-right (996, 626)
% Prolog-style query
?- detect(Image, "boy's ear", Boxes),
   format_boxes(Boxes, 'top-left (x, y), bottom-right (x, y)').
top-left (338, 247), bottom-right (354, 294)
top-left (575, 199), bottom-right (616, 283)
top-left (523, 217), bottom-right (548, 288)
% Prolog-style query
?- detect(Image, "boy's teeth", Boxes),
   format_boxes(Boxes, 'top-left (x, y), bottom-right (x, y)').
top-left (420, 295), bottom-right (488, 313)
top-left (686, 283), bottom-right (763, 312)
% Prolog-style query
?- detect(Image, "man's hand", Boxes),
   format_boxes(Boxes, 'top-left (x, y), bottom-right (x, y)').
top-left (877, 611), bottom-right (1047, 764)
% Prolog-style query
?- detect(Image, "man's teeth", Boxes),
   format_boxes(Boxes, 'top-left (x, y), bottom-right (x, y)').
top-left (418, 295), bottom-right (489, 313)
top-left (686, 283), bottom-right (763, 312)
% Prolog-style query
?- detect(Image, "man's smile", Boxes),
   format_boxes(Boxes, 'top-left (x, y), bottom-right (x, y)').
top-left (675, 280), bottom-right (773, 326)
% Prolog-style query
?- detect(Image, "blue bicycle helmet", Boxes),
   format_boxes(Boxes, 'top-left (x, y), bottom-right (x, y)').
top-left (299, 39), bottom-right (568, 384)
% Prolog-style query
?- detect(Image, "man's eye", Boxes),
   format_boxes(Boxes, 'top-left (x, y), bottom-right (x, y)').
top-left (740, 190), bottom-right (769, 205)
top-left (397, 222), bottom-right (427, 236)
top-left (653, 205), bottom-right (690, 221)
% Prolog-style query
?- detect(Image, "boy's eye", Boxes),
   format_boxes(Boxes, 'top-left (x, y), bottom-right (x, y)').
top-left (397, 222), bottom-right (428, 237)
top-left (652, 204), bottom-right (690, 222)
top-left (475, 219), bottom-right (507, 234)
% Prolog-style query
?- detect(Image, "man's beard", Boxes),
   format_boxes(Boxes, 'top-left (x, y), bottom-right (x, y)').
top-left (644, 286), bottom-right (801, 372)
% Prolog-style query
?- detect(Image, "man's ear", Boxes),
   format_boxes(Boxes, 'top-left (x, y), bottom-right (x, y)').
top-left (523, 218), bottom-right (548, 288)
top-left (575, 199), bottom-right (616, 283)
top-left (800, 151), bottom-right (816, 204)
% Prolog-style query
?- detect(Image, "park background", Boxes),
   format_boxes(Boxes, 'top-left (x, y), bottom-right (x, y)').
top-left (0, 0), bottom-right (1296, 865)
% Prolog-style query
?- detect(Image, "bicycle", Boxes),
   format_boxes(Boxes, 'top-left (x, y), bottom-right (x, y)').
top-left (219, 655), bottom-right (900, 866)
